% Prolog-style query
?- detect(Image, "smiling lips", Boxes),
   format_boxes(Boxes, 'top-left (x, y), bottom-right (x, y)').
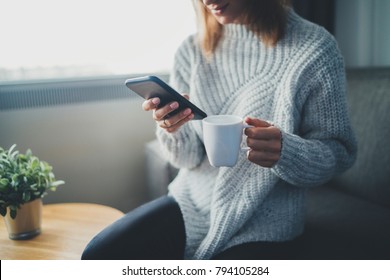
top-left (209, 3), bottom-right (229, 16)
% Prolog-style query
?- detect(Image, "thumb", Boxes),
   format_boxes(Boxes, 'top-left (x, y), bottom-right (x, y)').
top-left (244, 117), bottom-right (272, 128)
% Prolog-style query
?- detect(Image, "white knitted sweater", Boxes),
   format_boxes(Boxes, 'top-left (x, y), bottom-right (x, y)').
top-left (156, 11), bottom-right (357, 259)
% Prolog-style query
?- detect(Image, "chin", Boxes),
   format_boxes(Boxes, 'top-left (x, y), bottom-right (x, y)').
top-left (215, 17), bottom-right (235, 25)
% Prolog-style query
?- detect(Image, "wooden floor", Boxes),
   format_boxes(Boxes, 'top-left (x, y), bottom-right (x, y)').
top-left (0, 203), bottom-right (124, 260)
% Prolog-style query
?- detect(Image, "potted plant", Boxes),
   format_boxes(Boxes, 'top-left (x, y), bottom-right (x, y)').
top-left (0, 144), bottom-right (65, 240)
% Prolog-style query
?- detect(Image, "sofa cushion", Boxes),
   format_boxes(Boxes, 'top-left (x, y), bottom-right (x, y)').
top-left (303, 185), bottom-right (390, 259)
top-left (331, 68), bottom-right (390, 208)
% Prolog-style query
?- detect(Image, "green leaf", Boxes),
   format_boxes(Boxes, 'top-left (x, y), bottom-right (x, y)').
top-left (50, 180), bottom-right (65, 187)
top-left (9, 205), bottom-right (17, 211)
top-left (10, 208), bottom-right (17, 219)
top-left (7, 144), bottom-right (17, 157)
top-left (10, 150), bottom-right (19, 160)
top-left (31, 158), bottom-right (39, 169)
top-left (0, 144), bottom-right (65, 214)
top-left (22, 191), bottom-right (31, 202)
top-left (0, 158), bottom-right (10, 165)
top-left (0, 206), bottom-right (6, 217)
top-left (0, 178), bottom-right (9, 186)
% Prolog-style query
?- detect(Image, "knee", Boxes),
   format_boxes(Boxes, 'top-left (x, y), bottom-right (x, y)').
top-left (81, 237), bottom-right (103, 260)
top-left (81, 228), bottom-right (118, 260)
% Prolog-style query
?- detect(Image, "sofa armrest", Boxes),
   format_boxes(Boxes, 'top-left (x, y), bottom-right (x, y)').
top-left (144, 140), bottom-right (179, 199)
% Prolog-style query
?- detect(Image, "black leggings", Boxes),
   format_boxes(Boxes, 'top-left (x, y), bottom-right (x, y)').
top-left (82, 196), bottom-right (186, 260)
top-left (81, 196), bottom-right (302, 260)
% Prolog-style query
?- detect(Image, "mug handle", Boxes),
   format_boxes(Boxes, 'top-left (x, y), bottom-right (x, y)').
top-left (241, 124), bottom-right (254, 152)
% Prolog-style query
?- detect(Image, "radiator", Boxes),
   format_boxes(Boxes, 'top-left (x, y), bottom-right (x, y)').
top-left (0, 74), bottom-right (168, 110)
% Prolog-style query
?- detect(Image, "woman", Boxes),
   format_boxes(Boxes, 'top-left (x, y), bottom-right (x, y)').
top-left (82, 0), bottom-right (357, 260)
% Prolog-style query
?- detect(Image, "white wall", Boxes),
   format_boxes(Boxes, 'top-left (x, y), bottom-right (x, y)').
top-left (335, 0), bottom-right (390, 67)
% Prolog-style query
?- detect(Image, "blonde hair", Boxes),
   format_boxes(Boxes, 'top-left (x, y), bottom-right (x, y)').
top-left (193, 0), bottom-right (291, 58)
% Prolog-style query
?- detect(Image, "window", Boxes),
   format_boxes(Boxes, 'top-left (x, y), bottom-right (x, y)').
top-left (0, 0), bottom-right (196, 82)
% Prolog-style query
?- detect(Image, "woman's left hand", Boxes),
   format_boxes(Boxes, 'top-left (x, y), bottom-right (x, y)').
top-left (244, 117), bottom-right (282, 168)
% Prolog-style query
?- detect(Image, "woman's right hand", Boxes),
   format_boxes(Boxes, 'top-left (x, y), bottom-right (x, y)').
top-left (142, 96), bottom-right (194, 133)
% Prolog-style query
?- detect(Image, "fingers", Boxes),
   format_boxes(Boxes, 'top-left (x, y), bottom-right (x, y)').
top-left (160, 112), bottom-right (194, 133)
top-left (246, 137), bottom-right (281, 153)
top-left (143, 97), bottom-right (182, 120)
top-left (145, 97), bottom-right (193, 133)
top-left (246, 150), bottom-right (280, 168)
top-left (153, 101), bottom-right (179, 121)
top-left (247, 137), bottom-right (281, 167)
top-left (246, 131), bottom-right (281, 167)
top-left (142, 97), bottom-right (160, 111)
top-left (244, 116), bottom-right (271, 128)
top-left (158, 107), bottom-right (193, 127)
top-left (244, 117), bottom-right (282, 168)
top-left (245, 126), bottom-right (281, 140)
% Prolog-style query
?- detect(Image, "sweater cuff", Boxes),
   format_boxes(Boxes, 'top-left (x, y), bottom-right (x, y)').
top-left (271, 131), bottom-right (318, 187)
top-left (156, 123), bottom-right (204, 169)
top-left (156, 123), bottom-right (191, 143)
top-left (271, 130), bottom-right (338, 187)
top-left (272, 131), bottom-right (302, 176)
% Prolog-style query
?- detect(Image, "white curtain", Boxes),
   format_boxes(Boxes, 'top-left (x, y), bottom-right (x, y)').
top-left (335, 0), bottom-right (390, 67)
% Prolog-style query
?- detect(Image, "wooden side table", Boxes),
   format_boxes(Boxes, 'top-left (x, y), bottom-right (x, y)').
top-left (0, 203), bottom-right (124, 260)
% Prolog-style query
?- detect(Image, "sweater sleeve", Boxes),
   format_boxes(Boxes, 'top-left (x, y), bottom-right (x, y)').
top-left (156, 125), bottom-right (205, 169)
top-left (156, 36), bottom-right (206, 169)
top-left (272, 43), bottom-right (357, 187)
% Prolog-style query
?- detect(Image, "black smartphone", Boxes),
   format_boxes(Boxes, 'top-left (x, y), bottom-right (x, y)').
top-left (125, 76), bottom-right (207, 120)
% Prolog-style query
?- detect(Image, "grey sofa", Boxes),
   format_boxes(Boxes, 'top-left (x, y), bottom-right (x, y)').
top-left (144, 68), bottom-right (390, 259)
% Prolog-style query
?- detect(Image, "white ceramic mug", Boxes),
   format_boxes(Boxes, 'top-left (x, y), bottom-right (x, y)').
top-left (202, 115), bottom-right (252, 167)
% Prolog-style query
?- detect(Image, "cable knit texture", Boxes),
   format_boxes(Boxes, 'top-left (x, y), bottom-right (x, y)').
top-left (156, 11), bottom-right (357, 259)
